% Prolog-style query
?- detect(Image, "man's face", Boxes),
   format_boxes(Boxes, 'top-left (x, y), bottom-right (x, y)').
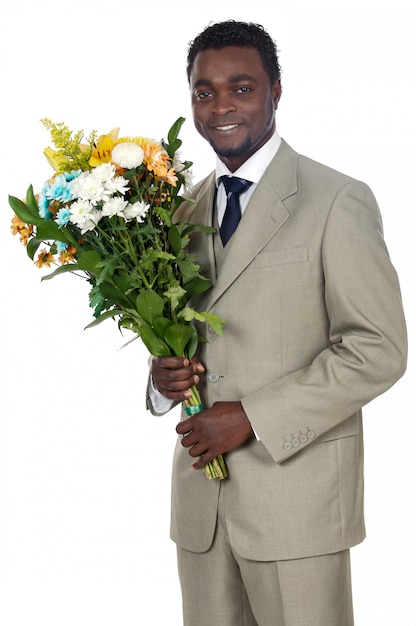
top-left (189, 46), bottom-right (281, 172)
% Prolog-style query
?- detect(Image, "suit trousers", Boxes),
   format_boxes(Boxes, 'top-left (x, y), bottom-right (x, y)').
top-left (176, 498), bottom-right (355, 626)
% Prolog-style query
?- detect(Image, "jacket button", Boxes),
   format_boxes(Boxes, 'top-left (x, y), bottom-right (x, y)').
top-left (299, 434), bottom-right (308, 443)
top-left (291, 437), bottom-right (300, 447)
top-left (283, 441), bottom-right (293, 451)
top-left (208, 373), bottom-right (220, 383)
top-left (307, 430), bottom-right (316, 439)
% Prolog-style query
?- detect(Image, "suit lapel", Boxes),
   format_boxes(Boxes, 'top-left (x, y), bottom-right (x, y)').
top-left (205, 139), bottom-right (299, 311)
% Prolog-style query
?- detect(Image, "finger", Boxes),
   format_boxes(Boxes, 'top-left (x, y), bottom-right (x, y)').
top-left (190, 454), bottom-right (212, 471)
top-left (190, 357), bottom-right (205, 374)
top-left (161, 375), bottom-right (199, 394)
top-left (155, 356), bottom-right (190, 370)
top-left (176, 419), bottom-right (194, 436)
top-left (186, 441), bottom-right (208, 458)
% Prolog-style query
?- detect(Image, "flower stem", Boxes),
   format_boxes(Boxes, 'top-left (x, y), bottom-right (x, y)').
top-left (183, 387), bottom-right (228, 480)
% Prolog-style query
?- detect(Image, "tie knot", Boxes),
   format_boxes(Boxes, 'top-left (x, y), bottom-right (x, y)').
top-left (220, 176), bottom-right (252, 196)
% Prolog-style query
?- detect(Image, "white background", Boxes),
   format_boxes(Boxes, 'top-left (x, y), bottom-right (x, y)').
top-left (1, 0), bottom-right (415, 624)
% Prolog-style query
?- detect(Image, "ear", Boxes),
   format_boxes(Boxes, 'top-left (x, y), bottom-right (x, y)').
top-left (272, 79), bottom-right (282, 109)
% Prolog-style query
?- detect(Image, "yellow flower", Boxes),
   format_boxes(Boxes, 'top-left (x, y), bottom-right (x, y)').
top-left (10, 215), bottom-right (33, 245)
top-left (89, 127), bottom-right (120, 167)
top-left (43, 145), bottom-right (91, 173)
top-left (35, 249), bottom-right (55, 268)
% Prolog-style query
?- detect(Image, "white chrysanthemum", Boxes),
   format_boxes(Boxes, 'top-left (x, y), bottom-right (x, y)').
top-left (183, 168), bottom-right (194, 192)
top-left (104, 175), bottom-right (130, 196)
top-left (69, 200), bottom-right (101, 233)
top-left (91, 162), bottom-right (116, 183)
top-left (101, 196), bottom-right (129, 218)
top-left (172, 153), bottom-right (193, 191)
top-left (71, 171), bottom-right (110, 204)
top-left (172, 152), bottom-right (184, 172)
top-left (112, 142), bottom-right (144, 169)
top-left (123, 200), bottom-right (151, 222)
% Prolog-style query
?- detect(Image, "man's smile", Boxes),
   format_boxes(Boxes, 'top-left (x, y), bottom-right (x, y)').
top-left (213, 124), bottom-right (240, 131)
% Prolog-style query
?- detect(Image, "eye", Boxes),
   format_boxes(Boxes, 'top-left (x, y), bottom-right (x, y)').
top-left (195, 90), bottom-right (214, 100)
top-left (236, 86), bottom-right (252, 94)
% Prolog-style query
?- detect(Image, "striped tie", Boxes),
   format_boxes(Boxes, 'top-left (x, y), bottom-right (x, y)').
top-left (219, 176), bottom-right (253, 245)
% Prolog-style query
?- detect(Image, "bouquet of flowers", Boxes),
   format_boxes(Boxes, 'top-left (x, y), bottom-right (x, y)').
top-left (9, 117), bottom-right (227, 480)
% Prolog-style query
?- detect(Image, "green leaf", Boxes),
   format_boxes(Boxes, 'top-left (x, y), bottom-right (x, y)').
top-left (84, 308), bottom-right (124, 329)
top-left (153, 316), bottom-right (173, 337)
top-left (164, 117), bottom-right (185, 159)
top-left (136, 289), bottom-right (164, 325)
top-left (176, 259), bottom-right (201, 279)
top-left (98, 280), bottom-right (133, 308)
top-left (178, 307), bottom-right (197, 322)
top-left (184, 277), bottom-right (213, 299)
top-left (41, 263), bottom-right (82, 281)
top-left (9, 195), bottom-right (43, 226)
top-left (179, 308), bottom-right (225, 336)
top-left (89, 283), bottom-right (106, 317)
top-left (139, 325), bottom-right (171, 356)
top-left (25, 185), bottom-right (40, 217)
top-left (36, 220), bottom-right (71, 243)
top-left (113, 271), bottom-right (133, 292)
top-left (26, 237), bottom-right (42, 260)
top-left (77, 250), bottom-right (102, 275)
top-left (163, 285), bottom-right (186, 311)
top-left (186, 326), bottom-right (199, 359)
top-left (95, 256), bottom-right (120, 285)
top-left (164, 323), bottom-right (194, 357)
top-left (168, 224), bottom-right (182, 255)
top-left (167, 117), bottom-right (185, 144)
top-left (183, 224), bottom-right (216, 236)
top-left (195, 311), bottom-right (225, 336)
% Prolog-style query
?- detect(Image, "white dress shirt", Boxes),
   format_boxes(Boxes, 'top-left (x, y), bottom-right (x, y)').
top-left (215, 130), bottom-right (281, 223)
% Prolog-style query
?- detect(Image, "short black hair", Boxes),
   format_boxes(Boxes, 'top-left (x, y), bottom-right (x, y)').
top-left (187, 20), bottom-right (281, 85)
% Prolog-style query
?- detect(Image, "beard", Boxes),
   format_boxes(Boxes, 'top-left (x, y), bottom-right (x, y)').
top-left (208, 135), bottom-right (253, 159)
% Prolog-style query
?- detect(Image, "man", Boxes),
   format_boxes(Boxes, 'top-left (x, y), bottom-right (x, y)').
top-left (147, 20), bottom-right (407, 625)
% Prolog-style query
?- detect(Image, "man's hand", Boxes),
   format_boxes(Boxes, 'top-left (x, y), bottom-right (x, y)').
top-left (151, 356), bottom-right (205, 402)
top-left (176, 401), bottom-right (254, 471)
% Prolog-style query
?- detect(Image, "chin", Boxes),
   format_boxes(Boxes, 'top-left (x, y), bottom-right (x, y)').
top-left (210, 137), bottom-right (252, 160)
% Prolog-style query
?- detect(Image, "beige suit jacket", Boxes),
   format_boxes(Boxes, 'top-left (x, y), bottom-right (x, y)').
top-left (147, 139), bottom-right (407, 561)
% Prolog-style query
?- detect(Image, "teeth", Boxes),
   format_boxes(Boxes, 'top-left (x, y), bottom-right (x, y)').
top-left (216, 124), bottom-right (238, 131)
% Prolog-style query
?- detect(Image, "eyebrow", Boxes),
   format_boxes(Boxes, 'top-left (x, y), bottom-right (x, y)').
top-left (192, 73), bottom-right (257, 89)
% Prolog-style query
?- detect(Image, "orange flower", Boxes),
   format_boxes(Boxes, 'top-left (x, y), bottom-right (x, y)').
top-left (59, 245), bottom-right (77, 265)
top-left (10, 215), bottom-right (33, 245)
top-left (35, 249), bottom-right (55, 268)
top-left (164, 167), bottom-right (178, 186)
top-left (122, 137), bottom-right (173, 177)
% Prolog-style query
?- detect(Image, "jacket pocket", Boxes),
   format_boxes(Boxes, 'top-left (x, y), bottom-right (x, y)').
top-left (316, 412), bottom-right (361, 443)
top-left (254, 246), bottom-right (308, 268)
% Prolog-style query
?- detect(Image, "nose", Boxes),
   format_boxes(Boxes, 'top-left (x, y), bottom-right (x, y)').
top-left (212, 90), bottom-right (237, 115)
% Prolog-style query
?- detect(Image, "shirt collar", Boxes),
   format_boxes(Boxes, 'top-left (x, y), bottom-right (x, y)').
top-left (216, 130), bottom-right (281, 186)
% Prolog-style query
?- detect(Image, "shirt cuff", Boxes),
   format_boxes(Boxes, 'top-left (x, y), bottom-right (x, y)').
top-left (149, 376), bottom-right (176, 413)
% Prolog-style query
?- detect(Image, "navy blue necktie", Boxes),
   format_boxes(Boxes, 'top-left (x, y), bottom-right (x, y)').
top-left (219, 176), bottom-right (253, 245)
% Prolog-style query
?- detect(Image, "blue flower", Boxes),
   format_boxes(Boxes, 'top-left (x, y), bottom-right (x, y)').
top-left (56, 241), bottom-right (68, 253)
top-left (56, 207), bottom-right (71, 226)
top-left (65, 169), bottom-right (82, 181)
top-left (38, 190), bottom-right (54, 220)
top-left (46, 174), bottom-right (74, 202)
